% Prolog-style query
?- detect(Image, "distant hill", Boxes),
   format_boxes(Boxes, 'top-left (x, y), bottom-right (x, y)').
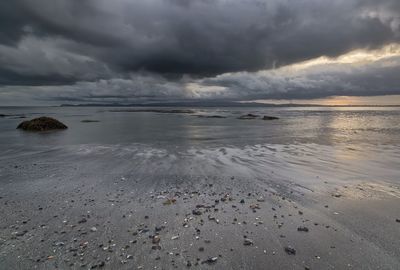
top-left (59, 101), bottom-right (400, 108)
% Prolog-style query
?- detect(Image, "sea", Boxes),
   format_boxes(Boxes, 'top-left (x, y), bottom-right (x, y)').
top-left (1, 106), bottom-right (399, 190)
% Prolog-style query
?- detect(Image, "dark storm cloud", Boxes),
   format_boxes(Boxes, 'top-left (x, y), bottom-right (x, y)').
top-left (0, 0), bottom-right (399, 103)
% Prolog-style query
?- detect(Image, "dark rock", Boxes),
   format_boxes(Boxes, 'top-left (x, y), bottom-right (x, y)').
top-left (17, 117), bottom-right (67, 131)
top-left (196, 115), bottom-right (226, 119)
top-left (297, 226), bottom-right (309, 232)
top-left (240, 199), bottom-right (245, 204)
top-left (155, 226), bottom-right (165, 232)
top-left (262, 116), bottom-right (279, 120)
top-left (81, 120), bottom-right (100, 123)
top-left (192, 209), bottom-right (202, 215)
top-left (238, 114), bottom-right (259, 120)
top-left (202, 257), bottom-right (218, 264)
top-left (78, 218), bottom-right (87, 224)
top-left (396, 219), bottom-right (400, 223)
top-left (243, 239), bottom-right (254, 246)
top-left (284, 246), bottom-right (296, 255)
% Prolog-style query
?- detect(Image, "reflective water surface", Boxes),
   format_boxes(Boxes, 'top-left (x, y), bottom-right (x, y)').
top-left (1, 106), bottom-right (400, 149)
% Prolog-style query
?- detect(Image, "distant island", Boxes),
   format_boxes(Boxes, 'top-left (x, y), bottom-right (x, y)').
top-left (59, 101), bottom-right (400, 108)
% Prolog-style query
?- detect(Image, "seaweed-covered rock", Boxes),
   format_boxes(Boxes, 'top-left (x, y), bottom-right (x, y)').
top-left (81, 119), bottom-right (100, 123)
top-left (262, 116), bottom-right (279, 120)
top-left (196, 115), bottom-right (226, 119)
top-left (17, 117), bottom-right (67, 131)
top-left (237, 113), bottom-right (259, 120)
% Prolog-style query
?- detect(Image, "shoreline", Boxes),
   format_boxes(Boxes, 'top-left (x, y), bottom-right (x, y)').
top-left (0, 144), bottom-right (399, 269)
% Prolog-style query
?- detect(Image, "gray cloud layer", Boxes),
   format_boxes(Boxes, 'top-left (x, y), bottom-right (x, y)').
top-left (0, 0), bottom-right (399, 104)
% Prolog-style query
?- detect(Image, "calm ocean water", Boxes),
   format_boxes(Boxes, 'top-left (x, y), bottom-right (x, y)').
top-left (1, 106), bottom-right (400, 148)
top-left (1, 106), bottom-right (399, 189)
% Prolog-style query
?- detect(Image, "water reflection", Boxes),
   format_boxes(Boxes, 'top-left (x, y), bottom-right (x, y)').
top-left (0, 106), bottom-right (400, 151)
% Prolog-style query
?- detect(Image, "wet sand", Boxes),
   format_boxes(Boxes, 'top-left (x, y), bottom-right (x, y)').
top-left (0, 144), bottom-right (399, 269)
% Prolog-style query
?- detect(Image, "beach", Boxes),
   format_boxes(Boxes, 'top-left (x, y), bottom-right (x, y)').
top-left (0, 107), bottom-right (399, 269)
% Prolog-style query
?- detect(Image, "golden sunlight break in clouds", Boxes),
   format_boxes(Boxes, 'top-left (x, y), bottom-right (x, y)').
top-left (251, 95), bottom-right (400, 106)
top-left (284, 43), bottom-right (400, 71)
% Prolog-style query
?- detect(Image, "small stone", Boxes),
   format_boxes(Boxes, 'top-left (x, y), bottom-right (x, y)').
top-left (78, 218), bottom-right (87, 224)
top-left (192, 209), bottom-right (202, 215)
top-left (202, 257), bottom-right (218, 264)
top-left (90, 227), bottom-right (97, 232)
top-left (240, 199), bottom-right (245, 204)
top-left (163, 198), bottom-right (176, 205)
top-left (155, 226), bottom-right (164, 232)
top-left (152, 235), bottom-right (161, 244)
top-left (284, 246), bottom-right (296, 255)
top-left (243, 239), bottom-right (254, 246)
top-left (14, 230), bottom-right (28, 237)
top-left (249, 204), bottom-right (260, 210)
top-left (297, 226), bottom-right (309, 232)
top-left (396, 219), bottom-right (400, 223)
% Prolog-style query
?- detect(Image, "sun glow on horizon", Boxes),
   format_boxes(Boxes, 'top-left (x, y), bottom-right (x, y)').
top-left (248, 95), bottom-right (400, 106)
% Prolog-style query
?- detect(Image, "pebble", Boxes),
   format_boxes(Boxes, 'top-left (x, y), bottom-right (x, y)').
top-left (297, 226), bottom-right (309, 232)
top-left (202, 257), bottom-right (218, 264)
top-left (192, 209), bottom-right (202, 215)
top-left (152, 235), bottom-right (161, 244)
top-left (14, 230), bottom-right (28, 237)
top-left (243, 239), bottom-right (254, 246)
top-left (284, 246), bottom-right (296, 255)
top-left (78, 218), bottom-right (87, 224)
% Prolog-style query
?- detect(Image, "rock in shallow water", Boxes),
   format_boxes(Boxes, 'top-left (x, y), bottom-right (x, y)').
top-left (237, 113), bottom-right (259, 120)
top-left (262, 115), bottom-right (279, 120)
top-left (17, 117), bottom-right (67, 131)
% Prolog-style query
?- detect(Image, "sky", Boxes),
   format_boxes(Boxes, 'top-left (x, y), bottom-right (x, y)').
top-left (0, 0), bottom-right (400, 106)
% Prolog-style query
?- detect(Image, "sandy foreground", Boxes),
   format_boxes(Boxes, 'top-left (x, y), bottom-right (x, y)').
top-left (0, 144), bottom-right (399, 270)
